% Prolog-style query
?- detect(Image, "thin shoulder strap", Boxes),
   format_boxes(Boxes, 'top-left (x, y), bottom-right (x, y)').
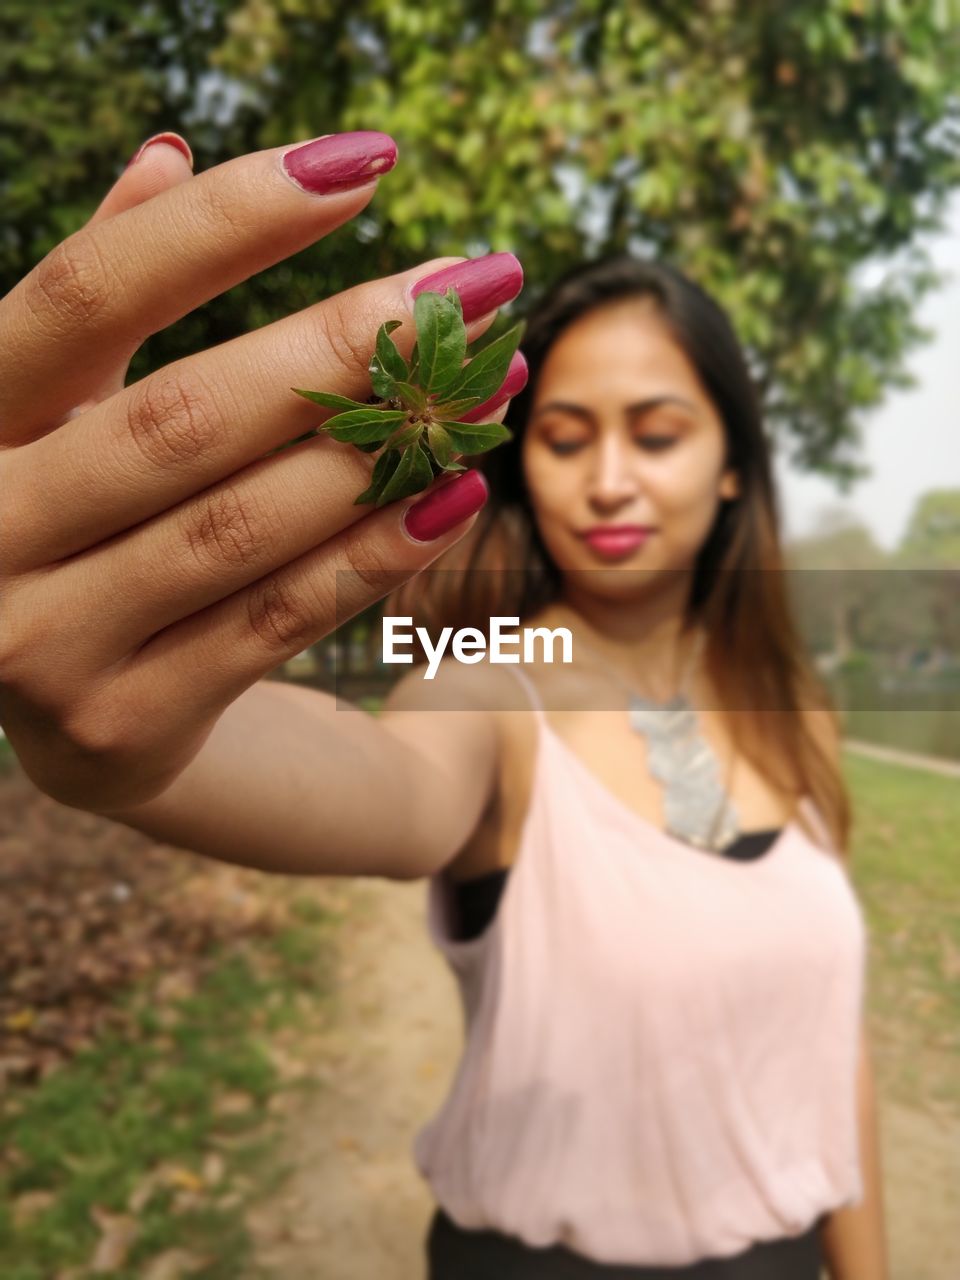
top-left (499, 663), bottom-right (547, 722)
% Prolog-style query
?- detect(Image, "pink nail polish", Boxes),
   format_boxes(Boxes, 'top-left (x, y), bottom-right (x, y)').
top-left (402, 471), bottom-right (489, 543)
top-left (125, 132), bottom-right (194, 171)
top-left (409, 253), bottom-right (524, 324)
top-left (281, 131), bottom-right (398, 194)
top-left (457, 351), bottom-right (529, 423)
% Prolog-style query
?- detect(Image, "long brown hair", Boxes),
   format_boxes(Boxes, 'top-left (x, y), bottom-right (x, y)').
top-left (387, 256), bottom-right (851, 860)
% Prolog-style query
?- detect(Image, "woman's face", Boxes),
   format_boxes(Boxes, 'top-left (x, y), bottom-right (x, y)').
top-left (521, 300), bottom-right (739, 597)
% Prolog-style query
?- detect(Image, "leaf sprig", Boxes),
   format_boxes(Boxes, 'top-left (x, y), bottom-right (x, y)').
top-left (290, 288), bottom-right (524, 507)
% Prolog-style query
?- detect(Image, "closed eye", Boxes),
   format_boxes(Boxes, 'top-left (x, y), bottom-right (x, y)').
top-left (636, 436), bottom-right (677, 451)
top-left (546, 435), bottom-right (678, 456)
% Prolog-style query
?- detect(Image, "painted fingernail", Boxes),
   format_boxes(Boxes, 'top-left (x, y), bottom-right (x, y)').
top-left (280, 131), bottom-right (398, 195)
top-left (401, 471), bottom-right (489, 543)
top-left (125, 132), bottom-right (194, 171)
top-left (457, 351), bottom-right (529, 423)
top-left (407, 253), bottom-right (524, 324)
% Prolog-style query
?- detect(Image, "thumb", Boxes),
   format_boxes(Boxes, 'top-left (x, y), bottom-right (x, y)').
top-left (88, 131), bottom-right (194, 228)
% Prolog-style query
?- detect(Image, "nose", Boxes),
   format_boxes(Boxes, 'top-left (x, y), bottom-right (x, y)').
top-left (586, 433), bottom-right (641, 512)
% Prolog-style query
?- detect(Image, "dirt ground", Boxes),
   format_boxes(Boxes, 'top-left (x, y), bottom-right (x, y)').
top-left (247, 876), bottom-right (960, 1280)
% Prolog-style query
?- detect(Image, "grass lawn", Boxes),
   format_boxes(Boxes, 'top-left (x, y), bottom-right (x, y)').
top-left (844, 749), bottom-right (960, 1114)
top-left (0, 896), bottom-right (338, 1280)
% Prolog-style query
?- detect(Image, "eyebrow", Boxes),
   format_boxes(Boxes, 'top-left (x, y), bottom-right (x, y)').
top-left (529, 395), bottom-right (699, 424)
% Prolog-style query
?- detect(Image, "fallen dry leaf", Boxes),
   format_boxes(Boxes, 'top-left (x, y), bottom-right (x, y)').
top-left (202, 1151), bottom-right (225, 1187)
top-left (89, 1205), bottom-right (139, 1272)
top-left (213, 1090), bottom-right (255, 1117)
top-left (141, 1248), bottom-right (208, 1280)
top-left (12, 1188), bottom-right (55, 1226)
top-left (127, 1169), bottom-right (164, 1215)
top-left (5, 1008), bottom-right (35, 1031)
top-left (171, 1189), bottom-right (206, 1214)
top-left (939, 932), bottom-right (960, 982)
top-left (166, 1166), bottom-right (204, 1192)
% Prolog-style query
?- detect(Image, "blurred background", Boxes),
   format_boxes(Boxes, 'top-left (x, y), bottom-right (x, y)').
top-left (0, 3), bottom-right (958, 1277)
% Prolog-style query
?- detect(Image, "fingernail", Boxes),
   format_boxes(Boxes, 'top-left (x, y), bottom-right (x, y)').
top-left (457, 351), bottom-right (529, 423)
top-left (280, 131), bottom-right (398, 195)
top-left (407, 253), bottom-right (524, 324)
top-left (125, 132), bottom-right (193, 171)
top-left (401, 471), bottom-right (489, 543)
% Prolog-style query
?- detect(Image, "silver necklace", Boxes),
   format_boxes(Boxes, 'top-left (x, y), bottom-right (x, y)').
top-left (569, 626), bottom-right (741, 852)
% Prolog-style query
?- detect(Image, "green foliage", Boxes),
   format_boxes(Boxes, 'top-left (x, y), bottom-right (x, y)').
top-left (291, 288), bottom-right (520, 505)
top-left (3, 1), bottom-right (959, 477)
top-left (897, 489), bottom-right (960, 566)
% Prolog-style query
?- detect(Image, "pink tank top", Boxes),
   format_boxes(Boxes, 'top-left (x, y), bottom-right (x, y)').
top-left (413, 664), bottom-right (867, 1267)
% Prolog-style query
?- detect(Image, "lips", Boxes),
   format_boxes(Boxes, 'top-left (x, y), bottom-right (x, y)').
top-left (581, 526), bottom-right (655, 560)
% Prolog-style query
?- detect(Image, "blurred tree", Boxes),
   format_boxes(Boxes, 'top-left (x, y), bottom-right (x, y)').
top-left (897, 489), bottom-right (960, 566)
top-left (2, 0), bottom-right (959, 481)
top-left (0, 0), bottom-right (270, 365)
top-left (895, 489), bottom-right (960, 652)
top-left (785, 508), bottom-right (889, 656)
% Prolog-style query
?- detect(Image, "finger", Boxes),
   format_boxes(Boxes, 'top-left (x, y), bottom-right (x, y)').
top-left (7, 252), bottom-right (523, 573)
top-left (98, 469), bottom-right (492, 738)
top-left (455, 350), bottom-right (528, 423)
top-left (89, 133), bottom-right (195, 228)
top-left (20, 393), bottom-right (514, 673)
top-left (0, 131), bottom-right (399, 443)
top-left (58, 135), bottom-right (198, 425)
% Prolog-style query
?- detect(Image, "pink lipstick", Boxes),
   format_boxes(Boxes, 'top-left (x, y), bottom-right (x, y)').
top-left (581, 525), bottom-right (656, 560)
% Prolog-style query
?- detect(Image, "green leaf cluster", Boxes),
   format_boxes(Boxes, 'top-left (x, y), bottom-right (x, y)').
top-left (290, 287), bottom-right (523, 506)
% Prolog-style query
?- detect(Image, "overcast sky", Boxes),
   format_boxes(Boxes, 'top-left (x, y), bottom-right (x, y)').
top-left (775, 193), bottom-right (960, 550)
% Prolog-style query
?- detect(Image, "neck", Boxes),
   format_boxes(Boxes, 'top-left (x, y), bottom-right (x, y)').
top-left (547, 572), bottom-right (699, 699)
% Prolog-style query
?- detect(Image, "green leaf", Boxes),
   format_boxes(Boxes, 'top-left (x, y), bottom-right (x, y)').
top-left (426, 421), bottom-right (465, 470)
top-left (320, 408), bottom-right (408, 444)
top-left (291, 388), bottom-right (375, 413)
top-left (438, 418), bottom-right (513, 454)
top-left (377, 442), bottom-right (435, 506)
top-left (443, 285), bottom-right (463, 321)
top-left (443, 321), bottom-right (524, 406)
top-left (354, 448), bottom-right (402, 505)
top-left (392, 380), bottom-right (428, 411)
top-left (429, 395), bottom-right (485, 418)
top-left (413, 288), bottom-right (467, 400)
top-left (369, 320), bottom-right (408, 398)
top-left (383, 419), bottom-right (425, 450)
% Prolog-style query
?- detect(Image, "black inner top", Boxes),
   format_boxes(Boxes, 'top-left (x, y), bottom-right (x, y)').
top-left (448, 828), bottom-right (784, 943)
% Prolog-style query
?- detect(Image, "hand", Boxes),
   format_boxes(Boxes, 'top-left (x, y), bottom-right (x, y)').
top-left (0, 131), bottom-right (523, 811)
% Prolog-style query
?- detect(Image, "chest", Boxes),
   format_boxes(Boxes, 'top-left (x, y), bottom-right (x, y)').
top-left (446, 698), bottom-right (798, 884)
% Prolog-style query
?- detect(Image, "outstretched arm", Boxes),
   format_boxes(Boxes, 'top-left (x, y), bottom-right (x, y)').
top-left (101, 658), bottom-right (499, 881)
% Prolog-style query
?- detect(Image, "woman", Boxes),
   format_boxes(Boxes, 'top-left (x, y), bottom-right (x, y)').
top-left (381, 257), bottom-right (888, 1279)
top-left (0, 134), bottom-right (886, 1277)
